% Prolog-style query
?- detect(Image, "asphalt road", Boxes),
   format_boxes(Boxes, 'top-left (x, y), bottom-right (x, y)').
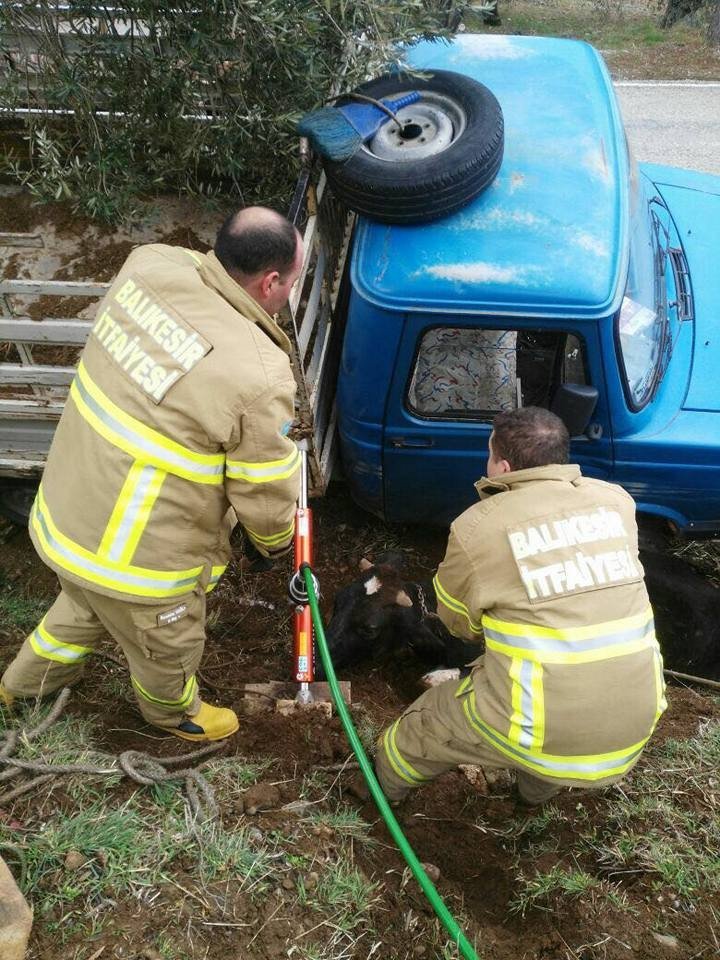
top-left (614, 81), bottom-right (720, 176)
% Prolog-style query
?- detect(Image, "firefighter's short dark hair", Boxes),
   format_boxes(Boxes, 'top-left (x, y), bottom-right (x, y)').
top-left (214, 207), bottom-right (299, 279)
top-left (492, 407), bottom-right (569, 471)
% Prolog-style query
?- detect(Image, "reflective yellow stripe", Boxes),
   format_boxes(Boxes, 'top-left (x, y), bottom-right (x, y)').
top-left (71, 361), bottom-right (224, 485)
top-left (530, 660), bottom-right (545, 749)
top-left (225, 445), bottom-right (300, 484)
top-left (29, 619), bottom-right (93, 665)
top-left (462, 692), bottom-right (648, 781)
top-left (382, 721), bottom-right (428, 786)
top-left (482, 608), bottom-right (657, 665)
top-left (32, 486), bottom-right (202, 599)
top-left (98, 462), bottom-right (166, 564)
top-left (432, 574), bottom-right (483, 635)
top-left (115, 466), bottom-right (165, 564)
top-left (131, 674), bottom-right (197, 710)
top-left (205, 564), bottom-right (228, 593)
top-left (653, 647), bottom-right (667, 719)
top-left (184, 249), bottom-right (202, 267)
top-left (245, 521), bottom-right (295, 547)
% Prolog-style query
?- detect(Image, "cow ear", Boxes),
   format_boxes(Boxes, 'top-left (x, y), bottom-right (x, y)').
top-left (359, 558), bottom-right (373, 571)
top-left (395, 590), bottom-right (413, 608)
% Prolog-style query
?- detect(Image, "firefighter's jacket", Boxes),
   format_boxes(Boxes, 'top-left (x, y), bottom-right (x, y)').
top-left (433, 464), bottom-right (666, 787)
top-left (30, 244), bottom-right (300, 603)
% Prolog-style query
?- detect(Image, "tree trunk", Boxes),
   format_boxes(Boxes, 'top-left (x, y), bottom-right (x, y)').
top-left (710, 0), bottom-right (720, 45)
top-left (0, 855), bottom-right (32, 960)
top-left (661, 0), bottom-right (703, 28)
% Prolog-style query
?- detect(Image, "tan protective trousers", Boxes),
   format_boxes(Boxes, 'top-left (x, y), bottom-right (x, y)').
top-left (375, 674), bottom-right (562, 805)
top-left (1, 576), bottom-right (205, 728)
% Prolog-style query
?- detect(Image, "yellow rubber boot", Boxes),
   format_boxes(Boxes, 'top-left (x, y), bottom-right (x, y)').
top-left (0, 683), bottom-right (15, 710)
top-left (172, 701), bottom-right (239, 742)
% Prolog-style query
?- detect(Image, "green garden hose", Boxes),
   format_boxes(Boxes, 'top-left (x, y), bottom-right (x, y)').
top-left (301, 563), bottom-right (479, 960)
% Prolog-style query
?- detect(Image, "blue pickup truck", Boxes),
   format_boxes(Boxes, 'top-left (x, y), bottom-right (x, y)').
top-left (334, 34), bottom-right (720, 537)
top-left (1, 34), bottom-right (718, 543)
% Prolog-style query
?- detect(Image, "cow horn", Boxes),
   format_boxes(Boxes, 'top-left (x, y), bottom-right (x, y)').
top-left (359, 558), bottom-right (373, 571)
top-left (395, 590), bottom-right (413, 608)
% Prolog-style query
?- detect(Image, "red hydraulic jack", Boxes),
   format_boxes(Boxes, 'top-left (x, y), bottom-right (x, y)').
top-left (288, 441), bottom-right (316, 704)
top-left (242, 441), bottom-right (350, 715)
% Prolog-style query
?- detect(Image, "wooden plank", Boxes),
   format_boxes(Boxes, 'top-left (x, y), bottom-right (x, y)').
top-left (0, 399), bottom-right (64, 419)
top-left (0, 233), bottom-right (43, 247)
top-left (306, 306), bottom-right (332, 409)
top-left (0, 457), bottom-right (46, 477)
top-left (289, 212), bottom-right (320, 316)
top-left (297, 249), bottom-right (326, 360)
top-left (0, 318), bottom-right (92, 344)
top-left (0, 364), bottom-right (75, 386)
top-left (0, 280), bottom-right (109, 297)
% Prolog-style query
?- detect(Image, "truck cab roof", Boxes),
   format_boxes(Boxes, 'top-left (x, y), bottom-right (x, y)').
top-left (351, 35), bottom-right (629, 321)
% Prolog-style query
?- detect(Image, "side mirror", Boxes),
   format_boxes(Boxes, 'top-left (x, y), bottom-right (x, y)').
top-left (551, 384), bottom-right (599, 438)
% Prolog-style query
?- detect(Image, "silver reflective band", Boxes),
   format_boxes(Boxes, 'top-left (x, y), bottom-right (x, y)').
top-left (74, 373), bottom-right (224, 479)
top-left (107, 465), bottom-right (162, 562)
top-left (226, 447), bottom-right (300, 481)
top-left (33, 500), bottom-right (199, 592)
top-left (483, 619), bottom-right (655, 657)
top-left (30, 628), bottom-right (88, 662)
top-left (517, 659), bottom-right (536, 749)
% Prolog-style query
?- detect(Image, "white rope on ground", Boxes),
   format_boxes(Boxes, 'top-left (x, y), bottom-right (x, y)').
top-left (0, 688), bottom-right (223, 821)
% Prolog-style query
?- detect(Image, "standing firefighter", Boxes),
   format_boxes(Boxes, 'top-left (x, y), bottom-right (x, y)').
top-left (0, 207), bottom-right (303, 741)
top-left (376, 407), bottom-right (667, 804)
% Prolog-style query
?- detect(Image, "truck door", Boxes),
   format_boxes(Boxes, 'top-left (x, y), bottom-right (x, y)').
top-left (382, 318), bottom-right (613, 526)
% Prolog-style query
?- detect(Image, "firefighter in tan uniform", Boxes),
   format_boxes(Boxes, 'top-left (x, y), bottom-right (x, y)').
top-left (0, 207), bottom-right (304, 741)
top-left (376, 407), bottom-right (666, 804)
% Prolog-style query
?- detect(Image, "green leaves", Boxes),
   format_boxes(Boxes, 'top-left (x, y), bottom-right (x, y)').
top-left (0, 1), bottom-right (456, 221)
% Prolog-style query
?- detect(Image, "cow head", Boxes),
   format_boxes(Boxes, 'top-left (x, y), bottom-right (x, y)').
top-left (316, 553), bottom-right (417, 678)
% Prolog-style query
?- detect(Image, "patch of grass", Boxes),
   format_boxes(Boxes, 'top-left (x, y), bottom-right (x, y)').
top-left (511, 862), bottom-right (629, 916)
top-left (0, 707), bottom-right (122, 801)
top-left (515, 803), bottom-right (566, 839)
top-left (299, 769), bottom-right (331, 799)
top-left (192, 821), bottom-right (276, 890)
top-left (352, 707), bottom-right (383, 754)
top-left (0, 575), bottom-right (52, 634)
top-left (305, 806), bottom-right (374, 842)
top-left (315, 862), bottom-right (379, 929)
top-left (204, 754), bottom-right (275, 794)
top-left (671, 539), bottom-right (720, 587)
top-left (462, 0), bottom-right (709, 74)
top-left (13, 800), bottom-right (147, 937)
top-left (584, 718), bottom-right (720, 902)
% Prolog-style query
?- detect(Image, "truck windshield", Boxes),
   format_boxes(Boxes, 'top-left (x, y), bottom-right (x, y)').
top-left (617, 201), bottom-right (669, 409)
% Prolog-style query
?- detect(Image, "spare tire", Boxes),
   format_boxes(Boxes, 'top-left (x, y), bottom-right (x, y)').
top-left (325, 69), bottom-right (504, 224)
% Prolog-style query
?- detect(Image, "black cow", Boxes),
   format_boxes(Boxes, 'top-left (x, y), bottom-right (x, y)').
top-left (316, 551), bottom-right (479, 680)
top-left (317, 548), bottom-right (720, 683)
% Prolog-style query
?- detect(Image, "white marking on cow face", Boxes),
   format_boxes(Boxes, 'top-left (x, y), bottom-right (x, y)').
top-left (364, 575), bottom-right (381, 596)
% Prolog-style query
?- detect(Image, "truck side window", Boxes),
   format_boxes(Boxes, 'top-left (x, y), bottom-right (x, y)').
top-left (407, 326), bottom-right (587, 419)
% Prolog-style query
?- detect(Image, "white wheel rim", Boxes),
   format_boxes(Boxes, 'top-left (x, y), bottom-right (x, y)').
top-left (364, 92), bottom-right (467, 162)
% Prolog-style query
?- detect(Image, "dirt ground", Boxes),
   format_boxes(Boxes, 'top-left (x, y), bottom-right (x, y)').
top-left (2, 48), bottom-right (720, 956)
top-left (2, 485), bottom-right (719, 960)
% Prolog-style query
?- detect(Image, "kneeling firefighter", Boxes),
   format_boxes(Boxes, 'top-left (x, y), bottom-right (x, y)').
top-left (1, 207), bottom-right (303, 741)
top-left (376, 407), bottom-right (667, 805)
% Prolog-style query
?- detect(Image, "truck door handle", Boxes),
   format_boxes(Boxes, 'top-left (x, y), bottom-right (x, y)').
top-left (390, 437), bottom-right (435, 449)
